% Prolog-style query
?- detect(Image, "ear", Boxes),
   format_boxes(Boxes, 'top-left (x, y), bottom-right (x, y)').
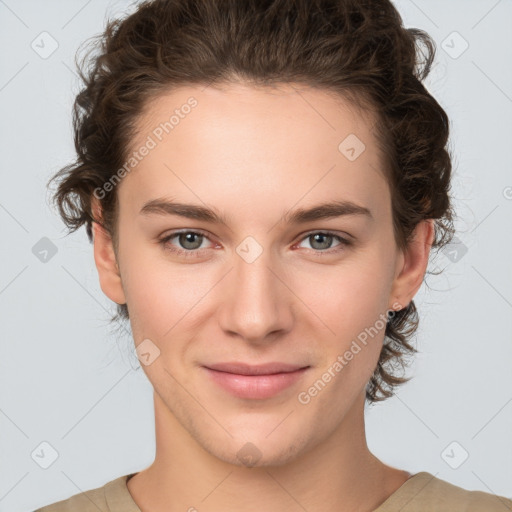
top-left (389, 219), bottom-right (435, 311)
top-left (91, 196), bottom-right (126, 305)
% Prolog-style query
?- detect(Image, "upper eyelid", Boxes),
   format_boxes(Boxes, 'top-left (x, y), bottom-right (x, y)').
top-left (162, 228), bottom-right (215, 244)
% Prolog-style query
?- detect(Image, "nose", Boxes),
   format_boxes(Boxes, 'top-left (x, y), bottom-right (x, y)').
top-left (217, 243), bottom-right (294, 345)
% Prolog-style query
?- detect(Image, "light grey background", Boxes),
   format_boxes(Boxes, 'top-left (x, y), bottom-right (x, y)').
top-left (0, 0), bottom-right (511, 510)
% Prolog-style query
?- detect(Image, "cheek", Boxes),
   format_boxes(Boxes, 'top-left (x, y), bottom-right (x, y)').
top-left (302, 258), bottom-right (391, 331)
top-left (305, 280), bottom-right (388, 406)
top-left (298, 258), bottom-right (391, 376)
top-left (125, 272), bottom-right (190, 336)
top-left (119, 244), bottom-right (214, 340)
top-left (117, 241), bottom-right (173, 331)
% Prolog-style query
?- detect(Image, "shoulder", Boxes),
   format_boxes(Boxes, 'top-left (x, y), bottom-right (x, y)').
top-left (33, 474), bottom-right (137, 512)
top-left (377, 471), bottom-right (512, 512)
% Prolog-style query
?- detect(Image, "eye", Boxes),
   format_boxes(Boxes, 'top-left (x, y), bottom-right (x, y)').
top-left (159, 230), bottom-right (214, 259)
top-left (295, 231), bottom-right (352, 254)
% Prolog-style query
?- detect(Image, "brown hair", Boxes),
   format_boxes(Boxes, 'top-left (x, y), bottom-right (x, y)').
top-left (48, 0), bottom-right (455, 403)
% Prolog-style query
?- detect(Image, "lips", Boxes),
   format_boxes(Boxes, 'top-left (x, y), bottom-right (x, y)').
top-left (204, 361), bottom-right (308, 376)
top-left (202, 362), bottom-right (310, 399)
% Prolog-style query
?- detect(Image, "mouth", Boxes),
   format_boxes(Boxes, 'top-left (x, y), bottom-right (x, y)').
top-left (202, 362), bottom-right (310, 400)
top-left (205, 361), bottom-right (308, 375)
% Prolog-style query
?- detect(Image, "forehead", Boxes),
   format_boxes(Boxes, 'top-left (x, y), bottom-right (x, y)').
top-left (133, 82), bottom-right (378, 150)
top-left (119, 82), bottom-right (390, 223)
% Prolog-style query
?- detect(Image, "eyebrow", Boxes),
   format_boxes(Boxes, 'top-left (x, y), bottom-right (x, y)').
top-left (139, 198), bottom-right (373, 225)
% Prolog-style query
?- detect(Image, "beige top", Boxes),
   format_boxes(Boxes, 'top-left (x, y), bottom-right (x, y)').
top-left (34, 471), bottom-right (512, 512)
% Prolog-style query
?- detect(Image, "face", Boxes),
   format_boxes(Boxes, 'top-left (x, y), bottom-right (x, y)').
top-left (93, 82), bottom-right (431, 467)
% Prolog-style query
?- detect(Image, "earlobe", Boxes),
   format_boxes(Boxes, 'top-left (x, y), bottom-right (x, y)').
top-left (389, 219), bottom-right (434, 311)
top-left (91, 198), bottom-right (127, 306)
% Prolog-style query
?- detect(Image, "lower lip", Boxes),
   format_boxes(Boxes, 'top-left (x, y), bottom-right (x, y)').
top-left (203, 367), bottom-right (309, 400)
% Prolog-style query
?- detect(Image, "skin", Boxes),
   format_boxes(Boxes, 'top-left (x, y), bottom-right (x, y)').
top-left (92, 82), bottom-right (434, 512)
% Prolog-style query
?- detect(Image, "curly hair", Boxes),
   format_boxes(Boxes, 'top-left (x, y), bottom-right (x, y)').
top-left (48, 0), bottom-right (456, 403)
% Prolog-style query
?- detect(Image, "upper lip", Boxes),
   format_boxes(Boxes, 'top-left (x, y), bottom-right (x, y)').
top-left (204, 362), bottom-right (309, 376)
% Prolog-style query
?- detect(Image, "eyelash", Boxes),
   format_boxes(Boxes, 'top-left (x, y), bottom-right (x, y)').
top-left (158, 229), bottom-right (352, 259)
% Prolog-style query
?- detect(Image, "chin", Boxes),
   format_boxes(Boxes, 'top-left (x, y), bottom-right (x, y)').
top-left (207, 437), bottom-right (305, 469)
top-left (195, 418), bottom-right (313, 469)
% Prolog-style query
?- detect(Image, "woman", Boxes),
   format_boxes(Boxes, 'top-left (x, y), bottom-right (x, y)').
top-left (36, 0), bottom-right (512, 510)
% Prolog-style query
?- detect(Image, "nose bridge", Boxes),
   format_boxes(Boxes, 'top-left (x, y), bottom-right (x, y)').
top-left (218, 235), bottom-right (292, 342)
